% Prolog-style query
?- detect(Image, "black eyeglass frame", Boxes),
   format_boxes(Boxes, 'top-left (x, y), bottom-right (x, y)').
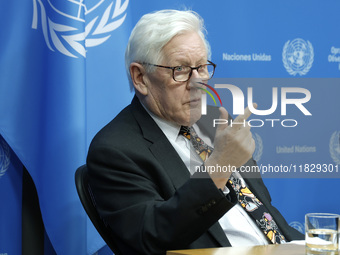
top-left (143, 60), bottom-right (216, 82)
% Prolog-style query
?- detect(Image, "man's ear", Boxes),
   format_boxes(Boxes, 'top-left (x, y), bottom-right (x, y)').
top-left (130, 63), bottom-right (148, 96)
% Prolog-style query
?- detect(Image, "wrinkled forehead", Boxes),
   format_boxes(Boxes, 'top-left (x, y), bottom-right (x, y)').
top-left (160, 32), bottom-right (208, 65)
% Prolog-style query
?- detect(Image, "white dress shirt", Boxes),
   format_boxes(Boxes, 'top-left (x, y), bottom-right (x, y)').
top-left (145, 108), bottom-right (269, 247)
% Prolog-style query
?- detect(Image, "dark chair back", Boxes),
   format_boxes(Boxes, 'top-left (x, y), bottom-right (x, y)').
top-left (75, 165), bottom-right (122, 255)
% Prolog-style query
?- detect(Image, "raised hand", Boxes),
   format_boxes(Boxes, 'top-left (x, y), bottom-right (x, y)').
top-left (205, 104), bottom-right (257, 189)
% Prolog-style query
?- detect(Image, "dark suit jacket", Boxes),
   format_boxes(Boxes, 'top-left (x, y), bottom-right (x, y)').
top-left (87, 96), bottom-right (303, 255)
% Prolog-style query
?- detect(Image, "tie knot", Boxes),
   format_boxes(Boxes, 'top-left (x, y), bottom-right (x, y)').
top-left (179, 125), bottom-right (213, 161)
top-left (179, 126), bottom-right (191, 140)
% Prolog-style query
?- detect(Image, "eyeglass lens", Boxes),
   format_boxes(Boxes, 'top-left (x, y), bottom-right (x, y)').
top-left (174, 64), bottom-right (214, 82)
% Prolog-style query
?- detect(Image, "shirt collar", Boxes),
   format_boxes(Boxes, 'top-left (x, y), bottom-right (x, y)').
top-left (141, 103), bottom-right (181, 143)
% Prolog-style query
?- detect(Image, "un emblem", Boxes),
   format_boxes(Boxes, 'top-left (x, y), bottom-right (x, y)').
top-left (289, 221), bottom-right (304, 234)
top-left (252, 133), bottom-right (263, 162)
top-left (0, 138), bottom-right (11, 179)
top-left (32, 0), bottom-right (129, 58)
top-left (282, 38), bottom-right (314, 76)
top-left (330, 131), bottom-right (340, 165)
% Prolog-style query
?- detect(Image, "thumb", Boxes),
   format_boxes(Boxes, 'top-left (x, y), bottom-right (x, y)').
top-left (216, 107), bottom-right (230, 132)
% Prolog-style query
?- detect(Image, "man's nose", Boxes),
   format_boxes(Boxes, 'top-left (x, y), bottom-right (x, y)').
top-left (187, 74), bottom-right (203, 90)
top-left (191, 69), bottom-right (200, 79)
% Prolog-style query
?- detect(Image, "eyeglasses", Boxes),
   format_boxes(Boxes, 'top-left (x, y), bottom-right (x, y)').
top-left (143, 60), bottom-right (216, 82)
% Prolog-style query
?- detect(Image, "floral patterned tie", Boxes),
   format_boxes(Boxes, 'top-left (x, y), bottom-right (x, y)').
top-left (228, 172), bottom-right (286, 244)
top-left (179, 126), bottom-right (213, 161)
top-left (179, 126), bottom-right (286, 244)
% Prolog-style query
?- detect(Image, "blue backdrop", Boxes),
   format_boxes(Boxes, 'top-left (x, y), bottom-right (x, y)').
top-left (0, 0), bottom-right (339, 254)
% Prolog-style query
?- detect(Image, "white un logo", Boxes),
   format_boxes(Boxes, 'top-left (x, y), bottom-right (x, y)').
top-left (0, 138), bottom-right (10, 179)
top-left (252, 133), bottom-right (263, 162)
top-left (282, 38), bottom-right (314, 76)
top-left (32, 0), bottom-right (129, 58)
top-left (330, 131), bottom-right (340, 165)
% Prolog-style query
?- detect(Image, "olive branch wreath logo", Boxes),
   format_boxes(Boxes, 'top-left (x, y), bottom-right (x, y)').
top-left (282, 39), bottom-right (314, 76)
top-left (252, 133), bottom-right (263, 162)
top-left (330, 131), bottom-right (340, 165)
top-left (0, 138), bottom-right (10, 179)
top-left (32, 0), bottom-right (129, 58)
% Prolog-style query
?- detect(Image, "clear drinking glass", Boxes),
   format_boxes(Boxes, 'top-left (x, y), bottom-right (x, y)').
top-left (305, 213), bottom-right (340, 253)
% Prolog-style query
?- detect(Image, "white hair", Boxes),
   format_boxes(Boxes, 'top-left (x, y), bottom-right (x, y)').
top-left (125, 9), bottom-right (211, 91)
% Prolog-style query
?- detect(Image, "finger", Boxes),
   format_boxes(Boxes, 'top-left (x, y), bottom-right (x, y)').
top-left (216, 107), bottom-right (229, 132)
top-left (237, 125), bottom-right (252, 143)
top-left (234, 103), bottom-right (257, 123)
top-left (219, 106), bottom-right (229, 119)
top-left (239, 123), bottom-right (251, 133)
top-left (240, 131), bottom-right (256, 155)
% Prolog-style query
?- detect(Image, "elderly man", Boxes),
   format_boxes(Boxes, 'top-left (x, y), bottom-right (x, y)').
top-left (87, 9), bottom-right (303, 255)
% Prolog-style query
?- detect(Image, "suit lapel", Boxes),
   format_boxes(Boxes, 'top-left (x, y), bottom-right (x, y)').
top-left (130, 96), bottom-right (190, 189)
top-left (130, 96), bottom-right (230, 246)
top-left (242, 166), bottom-right (296, 240)
top-left (150, 140), bottom-right (191, 189)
